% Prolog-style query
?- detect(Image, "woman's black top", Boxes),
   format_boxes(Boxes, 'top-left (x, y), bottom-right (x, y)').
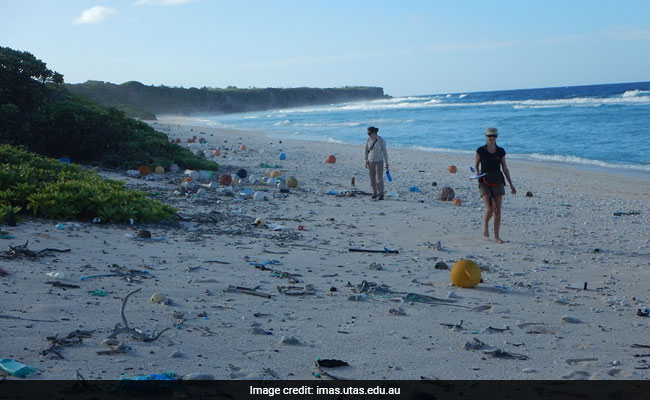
top-left (476, 145), bottom-right (506, 173)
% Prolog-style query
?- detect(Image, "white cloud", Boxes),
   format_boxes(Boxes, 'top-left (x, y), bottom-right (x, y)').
top-left (73, 6), bottom-right (118, 24)
top-left (134, 0), bottom-right (195, 5)
top-left (601, 27), bottom-right (650, 41)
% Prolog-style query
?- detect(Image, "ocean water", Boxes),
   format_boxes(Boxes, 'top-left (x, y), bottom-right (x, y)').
top-left (190, 82), bottom-right (650, 173)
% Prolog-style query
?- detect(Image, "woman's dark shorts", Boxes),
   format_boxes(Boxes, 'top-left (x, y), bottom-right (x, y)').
top-left (478, 181), bottom-right (505, 197)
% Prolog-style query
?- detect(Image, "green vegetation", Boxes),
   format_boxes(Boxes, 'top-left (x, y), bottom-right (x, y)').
top-left (0, 46), bottom-right (218, 170)
top-left (0, 144), bottom-right (177, 224)
top-left (68, 80), bottom-right (387, 119)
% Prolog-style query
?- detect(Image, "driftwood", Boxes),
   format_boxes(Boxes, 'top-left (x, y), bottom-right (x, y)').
top-left (0, 314), bottom-right (58, 322)
top-left (1, 241), bottom-right (71, 259)
top-left (46, 281), bottom-right (80, 289)
top-left (41, 330), bottom-right (94, 359)
top-left (106, 288), bottom-right (170, 342)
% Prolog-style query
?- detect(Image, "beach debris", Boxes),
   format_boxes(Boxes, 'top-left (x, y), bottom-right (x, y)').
top-left (325, 155), bottom-right (336, 164)
top-left (450, 259), bottom-right (481, 288)
top-left (0, 358), bottom-right (36, 378)
top-left (279, 152), bottom-right (287, 160)
top-left (439, 187), bottom-right (455, 201)
top-left (525, 191), bottom-right (533, 197)
top-left (348, 294), bottom-right (368, 302)
top-left (136, 230), bottom-right (152, 239)
top-left (154, 166), bottom-right (164, 174)
top-left (409, 186), bottom-right (421, 193)
top-left (278, 284), bottom-right (316, 296)
top-left (561, 315), bottom-right (582, 324)
top-left (249, 326), bottom-right (273, 335)
top-left (280, 336), bottom-right (301, 345)
top-left (482, 326), bottom-right (511, 334)
top-left (613, 211), bottom-right (640, 216)
top-left (150, 293), bottom-right (167, 304)
top-left (138, 165), bottom-right (150, 176)
top-left (317, 359), bottom-right (349, 368)
top-left (107, 288), bottom-right (171, 342)
top-left (224, 285), bottom-right (272, 298)
top-left (462, 338), bottom-right (486, 351)
top-left (183, 373), bottom-right (215, 380)
top-left (434, 261), bottom-right (449, 269)
top-left (518, 322), bottom-right (555, 335)
top-left (632, 344), bottom-right (650, 349)
top-left (351, 176), bottom-right (355, 186)
top-left (236, 168), bottom-right (248, 179)
top-left (637, 309), bottom-right (650, 317)
top-left (1, 241), bottom-right (71, 260)
top-left (484, 349), bottom-right (528, 360)
top-left (0, 314), bottom-right (57, 323)
top-left (349, 247), bottom-right (399, 254)
top-left (120, 371), bottom-right (175, 380)
top-left (431, 181), bottom-right (437, 186)
top-left (170, 350), bottom-right (184, 358)
top-left (46, 271), bottom-right (65, 280)
top-left (89, 290), bottom-right (108, 297)
top-left (369, 262), bottom-right (383, 270)
top-left (453, 198), bottom-right (462, 206)
top-left (402, 293), bottom-right (457, 305)
top-left (440, 320), bottom-right (464, 331)
top-left (46, 281), bottom-right (80, 289)
top-left (286, 176), bottom-right (298, 188)
top-left (0, 267), bottom-right (8, 276)
top-left (254, 217), bottom-right (266, 226)
top-left (388, 307), bottom-right (407, 316)
top-left (566, 358), bottom-right (598, 365)
top-left (56, 223), bottom-right (65, 229)
top-left (80, 265), bottom-right (150, 283)
top-left (41, 329), bottom-right (94, 359)
top-left (172, 310), bottom-right (184, 320)
top-left (448, 165), bottom-right (457, 173)
top-left (218, 173), bottom-right (232, 186)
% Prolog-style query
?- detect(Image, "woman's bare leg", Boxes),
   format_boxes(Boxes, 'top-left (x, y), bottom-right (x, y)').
top-left (492, 195), bottom-right (504, 243)
top-left (481, 194), bottom-right (493, 238)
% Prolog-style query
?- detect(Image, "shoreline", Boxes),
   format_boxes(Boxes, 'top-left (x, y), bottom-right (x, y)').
top-left (156, 114), bottom-right (650, 181)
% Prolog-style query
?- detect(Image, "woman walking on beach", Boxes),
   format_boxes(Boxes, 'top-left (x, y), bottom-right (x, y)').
top-left (365, 126), bottom-right (389, 200)
top-left (474, 127), bottom-right (516, 243)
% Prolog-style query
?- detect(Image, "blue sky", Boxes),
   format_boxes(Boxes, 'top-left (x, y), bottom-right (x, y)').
top-left (2, 0), bottom-right (650, 96)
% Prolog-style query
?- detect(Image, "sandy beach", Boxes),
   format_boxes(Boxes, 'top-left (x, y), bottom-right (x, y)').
top-left (1, 116), bottom-right (649, 380)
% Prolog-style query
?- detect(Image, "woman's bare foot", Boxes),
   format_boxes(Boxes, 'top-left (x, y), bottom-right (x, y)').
top-left (494, 237), bottom-right (505, 244)
top-left (483, 226), bottom-right (489, 238)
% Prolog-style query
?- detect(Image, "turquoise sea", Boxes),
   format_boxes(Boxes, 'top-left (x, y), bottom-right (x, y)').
top-left (189, 81), bottom-right (650, 174)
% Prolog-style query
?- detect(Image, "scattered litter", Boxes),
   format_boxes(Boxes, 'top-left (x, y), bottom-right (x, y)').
top-left (561, 315), bottom-right (582, 324)
top-left (440, 320), bottom-right (464, 331)
top-left (150, 293), bottom-right (168, 304)
top-left (0, 358), bottom-right (36, 378)
top-left (80, 266), bottom-right (150, 282)
top-left (348, 294), bottom-right (367, 302)
top-left (89, 290), bottom-right (108, 297)
top-left (107, 288), bottom-right (171, 342)
top-left (483, 349), bottom-right (528, 360)
top-left (224, 285), bottom-right (272, 298)
top-left (349, 247), bottom-right (399, 254)
top-left (434, 261), bottom-right (449, 270)
top-left (482, 326), bottom-right (511, 334)
top-left (0, 267), bottom-right (8, 277)
top-left (388, 307), bottom-right (407, 316)
top-left (280, 336), bottom-right (301, 345)
top-left (1, 241), bottom-right (71, 260)
top-left (402, 293), bottom-right (457, 305)
top-left (0, 234), bottom-right (15, 240)
top-left (0, 314), bottom-right (57, 323)
top-left (638, 309), bottom-right (650, 317)
top-left (462, 338), bottom-right (486, 351)
top-left (119, 372), bottom-right (176, 381)
top-left (46, 281), bottom-right (80, 289)
top-left (277, 284), bottom-right (316, 296)
top-left (369, 262), bottom-right (383, 270)
top-left (45, 271), bottom-right (65, 280)
top-left (566, 358), bottom-right (598, 365)
top-left (316, 359), bottom-right (349, 368)
top-left (41, 330), bottom-right (94, 359)
top-left (613, 211), bottom-right (640, 216)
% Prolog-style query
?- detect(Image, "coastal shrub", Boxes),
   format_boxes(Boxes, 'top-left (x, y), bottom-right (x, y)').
top-left (0, 46), bottom-right (218, 171)
top-left (0, 144), bottom-right (176, 224)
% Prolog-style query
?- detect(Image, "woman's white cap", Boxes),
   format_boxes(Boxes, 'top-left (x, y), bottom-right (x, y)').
top-left (485, 127), bottom-right (498, 136)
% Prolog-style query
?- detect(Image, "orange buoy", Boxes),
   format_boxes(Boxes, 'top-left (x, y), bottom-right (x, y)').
top-left (450, 259), bottom-right (481, 288)
top-left (240, 145), bottom-right (247, 151)
top-left (213, 149), bottom-right (221, 157)
top-left (453, 198), bottom-right (462, 206)
top-left (448, 165), bottom-right (457, 174)
top-left (218, 173), bottom-right (232, 186)
top-left (326, 155), bottom-right (336, 164)
top-left (138, 165), bottom-right (150, 176)
top-left (183, 177), bottom-right (193, 182)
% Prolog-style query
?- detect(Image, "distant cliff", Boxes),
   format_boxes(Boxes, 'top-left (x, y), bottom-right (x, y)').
top-left (67, 81), bottom-right (388, 120)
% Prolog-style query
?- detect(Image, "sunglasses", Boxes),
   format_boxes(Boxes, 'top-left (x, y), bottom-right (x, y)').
top-left (486, 135), bottom-right (498, 138)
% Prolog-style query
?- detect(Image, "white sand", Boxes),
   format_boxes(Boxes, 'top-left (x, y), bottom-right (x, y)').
top-left (1, 116), bottom-right (649, 380)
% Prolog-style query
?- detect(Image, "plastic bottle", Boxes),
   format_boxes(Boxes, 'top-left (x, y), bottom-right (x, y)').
top-left (386, 169), bottom-right (392, 182)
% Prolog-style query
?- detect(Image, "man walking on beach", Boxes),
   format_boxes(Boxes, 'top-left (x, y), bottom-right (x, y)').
top-left (365, 126), bottom-right (389, 200)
